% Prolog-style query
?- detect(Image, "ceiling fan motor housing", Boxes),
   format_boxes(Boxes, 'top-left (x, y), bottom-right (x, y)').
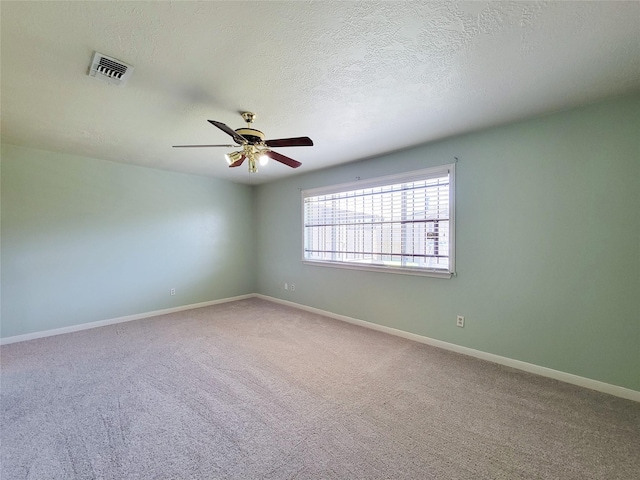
top-left (235, 128), bottom-right (265, 145)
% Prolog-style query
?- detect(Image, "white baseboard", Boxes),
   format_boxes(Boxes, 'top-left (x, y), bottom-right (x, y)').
top-left (256, 294), bottom-right (640, 403)
top-left (0, 294), bottom-right (255, 346)
top-left (3, 293), bottom-right (638, 402)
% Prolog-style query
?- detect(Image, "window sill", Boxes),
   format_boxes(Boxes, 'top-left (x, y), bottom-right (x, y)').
top-left (303, 260), bottom-right (454, 278)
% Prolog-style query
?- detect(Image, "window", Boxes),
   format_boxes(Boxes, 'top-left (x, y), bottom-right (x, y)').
top-left (303, 164), bottom-right (455, 278)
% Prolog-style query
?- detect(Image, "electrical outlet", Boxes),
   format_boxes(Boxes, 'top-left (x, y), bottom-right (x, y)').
top-left (290, 284), bottom-right (295, 291)
top-left (456, 315), bottom-right (464, 328)
top-left (284, 283), bottom-right (288, 290)
top-left (170, 288), bottom-right (176, 296)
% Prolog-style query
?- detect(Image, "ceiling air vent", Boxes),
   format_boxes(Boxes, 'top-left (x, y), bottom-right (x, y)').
top-left (88, 52), bottom-right (134, 86)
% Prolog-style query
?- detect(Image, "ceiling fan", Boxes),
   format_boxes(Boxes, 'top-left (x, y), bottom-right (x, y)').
top-left (173, 112), bottom-right (313, 173)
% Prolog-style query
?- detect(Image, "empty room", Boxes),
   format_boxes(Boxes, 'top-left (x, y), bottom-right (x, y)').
top-left (1, 1), bottom-right (639, 479)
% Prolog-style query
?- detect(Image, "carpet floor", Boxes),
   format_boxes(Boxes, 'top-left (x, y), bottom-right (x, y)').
top-left (1, 297), bottom-right (639, 479)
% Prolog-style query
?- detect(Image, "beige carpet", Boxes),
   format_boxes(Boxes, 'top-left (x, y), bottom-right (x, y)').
top-left (1, 297), bottom-right (638, 479)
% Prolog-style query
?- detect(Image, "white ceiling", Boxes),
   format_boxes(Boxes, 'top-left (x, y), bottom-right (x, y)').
top-left (1, 1), bottom-right (639, 185)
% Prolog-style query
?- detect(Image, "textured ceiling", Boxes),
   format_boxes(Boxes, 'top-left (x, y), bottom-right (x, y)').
top-left (1, 1), bottom-right (639, 184)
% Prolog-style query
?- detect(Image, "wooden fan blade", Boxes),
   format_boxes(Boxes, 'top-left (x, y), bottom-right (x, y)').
top-left (173, 144), bottom-right (237, 148)
top-left (265, 137), bottom-right (314, 147)
top-left (229, 155), bottom-right (246, 168)
top-left (208, 120), bottom-right (248, 145)
top-left (265, 150), bottom-right (302, 168)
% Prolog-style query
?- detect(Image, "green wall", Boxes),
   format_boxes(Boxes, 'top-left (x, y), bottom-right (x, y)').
top-left (2, 94), bottom-right (638, 391)
top-left (254, 94), bottom-right (640, 391)
top-left (1, 144), bottom-right (255, 338)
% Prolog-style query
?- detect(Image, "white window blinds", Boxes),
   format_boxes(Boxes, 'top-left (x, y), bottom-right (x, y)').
top-left (303, 164), bottom-right (455, 277)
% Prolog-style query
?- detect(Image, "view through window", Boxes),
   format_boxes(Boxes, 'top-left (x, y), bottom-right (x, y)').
top-left (303, 164), bottom-right (455, 277)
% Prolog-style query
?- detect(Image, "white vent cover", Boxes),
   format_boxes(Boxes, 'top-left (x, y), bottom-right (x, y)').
top-left (88, 52), bottom-right (134, 86)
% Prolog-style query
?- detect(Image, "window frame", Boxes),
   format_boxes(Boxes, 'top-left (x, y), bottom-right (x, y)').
top-left (301, 163), bottom-right (456, 278)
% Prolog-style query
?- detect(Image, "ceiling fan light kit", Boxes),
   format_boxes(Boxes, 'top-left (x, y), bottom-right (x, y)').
top-left (224, 151), bottom-right (243, 165)
top-left (174, 112), bottom-right (313, 173)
